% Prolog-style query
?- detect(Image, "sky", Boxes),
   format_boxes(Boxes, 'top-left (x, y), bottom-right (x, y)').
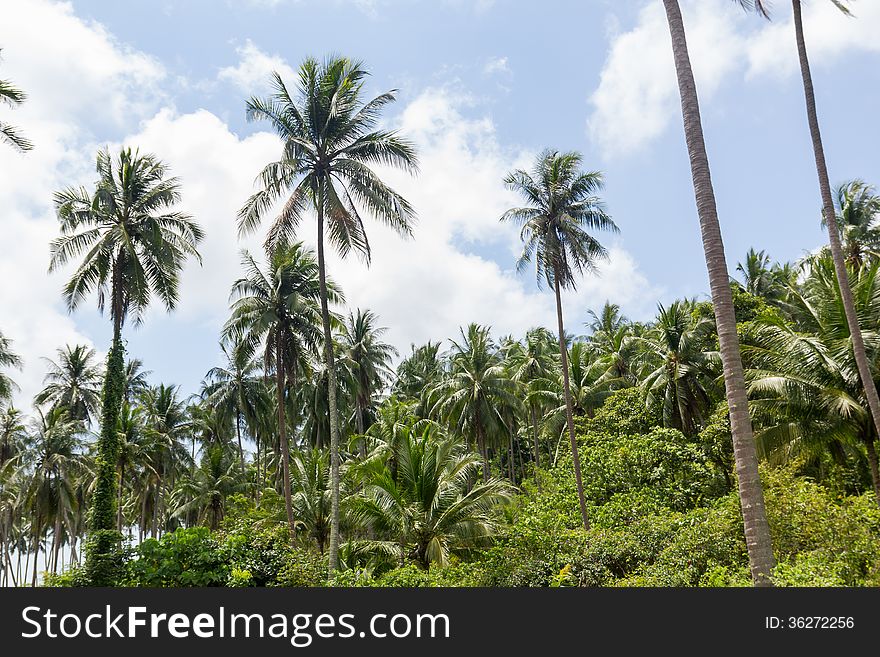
top-left (1, 0), bottom-right (879, 408)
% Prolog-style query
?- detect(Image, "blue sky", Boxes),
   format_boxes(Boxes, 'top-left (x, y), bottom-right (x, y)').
top-left (1, 0), bottom-right (879, 406)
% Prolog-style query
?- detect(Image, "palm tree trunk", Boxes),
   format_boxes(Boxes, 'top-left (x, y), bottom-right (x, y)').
top-left (276, 334), bottom-right (297, 546)
top-left (662, 0), bottom-right (775, 586)
top-left (316, 189), bottom-right (343, 573)
top-left (30, 513), bottom-right (40, 587)
top-left (864, 436), bottom-right (880, 505)
top-left (792, 0), bottom-right (880, 509)
top-left (356, 399), bottom-right (366, 458)
top-left (51, 514), bottom-right (62, 575)
top-left (236, 409), bottom-right (246, 477)
top-left (117, 464), bottom-right (124, 532)
top-left (530, 404), bottom-right (542, 492)
top-left (553, 275), bottom-right (590, 531)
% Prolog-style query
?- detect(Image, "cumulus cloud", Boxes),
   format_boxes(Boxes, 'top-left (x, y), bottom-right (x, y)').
top-left (0, 1), bottom-right (658, 407)
top-left (0, 0), bottom-right (167, 406)
top-left (216, 39), bottom-right (296, 95)
top-left (588, 0), bottom-right (880, 157)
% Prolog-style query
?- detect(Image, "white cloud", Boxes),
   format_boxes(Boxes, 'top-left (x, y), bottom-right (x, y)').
top-left (0, 2), bottom-right (658, 409)
top-left (0, 0), bottom-right (166, 406)
top-left (588, 0), bottom-right (880, 157)
top-left (483, 56), bottom-right (510, 76)
top-left (216, 39), bottom-right (296, 96)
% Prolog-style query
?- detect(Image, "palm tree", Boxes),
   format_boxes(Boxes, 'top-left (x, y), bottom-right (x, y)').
top-left (203, 343), bottom-right (272, 475)
top-left (122, 358), bottom-right (151, 404)
top-left (21, 408), bottom-right (86, 584)
top-left (238, 57), bottom-right (418, 571)
top-left (224, 242), bottom-right (339, 545)
top-left (0, 406), bottom-right (26, 469)
top-left (0, 330), bottom-right (22, 403)
top-left (34, 345), bottom-right (102, 424)
top-left (289, 447), bottom-right (332, 553)
top-left (501, 149), bottom-right (618, 531)
top-left (172, 443), bottom-right (246, 531)
top-left (0, 50), bottom-right (32, 152)
top-left (747, 256), bottom-right (880, 503)
top-left (637, 301), bottom-right (720, 436)
top-left (827, 180), bottom-right (880, 268)
top-left (352, 424), bottom-right (511, 569)
top-left (339, 309), bottom-right (398, 445)
top-left (660, 0), bottom-right (776, 585)
top-left (394, 342), bottom-right (445, 412)
top-left (736, 249), bottom-right (779, 300)
top-left (50, 147), bottom-right (202, 582)
top-left (503, 328), bottom-right (558, 475)
top-left (140, 384), bottom-right (192, 538)
top-left (429, 324), bottom-right (521, 482)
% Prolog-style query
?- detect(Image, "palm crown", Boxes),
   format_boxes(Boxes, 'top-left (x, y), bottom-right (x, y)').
top-left (238, 57), bottom-right (418, 255)
top-left (502, 149), bottom-right (618, 290)
top-left (50, 147), bottom-right (204, 332)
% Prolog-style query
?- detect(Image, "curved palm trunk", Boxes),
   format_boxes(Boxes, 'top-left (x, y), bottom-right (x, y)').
top-left (276, 334), bottom-right (297, 547)
top-left (662, 0), bottom-right (775, 585)
top-left (316, 195), bottom-right (343, 573)
top-left (792, 0), bottom-right (880, 508)
top-left (553, 275), bottom-right (590, 531)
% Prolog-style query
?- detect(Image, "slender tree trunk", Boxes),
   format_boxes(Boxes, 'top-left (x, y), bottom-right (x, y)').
top-left (117, 464), bottom-right (124, 532)
top-left (276, 334), bottom-right (297, 546)
top-left (51, 514), bottom-right (61, 575)
top-left (864, 437), bottom-right (880, 505)
top-left (475, 412), bottom-right (489, 482)
top-left (356, 399), bottom-right (366, 458)
top-left (530, 404), bottom-right (542, 492)
top-left (30, 514), bottom-right (40, 587)
top-left (792, 0), bottom-right (880, 510)
top-left (553, 275), bottom-right (590, 531)
top-left (662, 0), bottom-right (775, 586)
top-left (316, 190), bottom-right (343, 573)
top-left (236, 409), bottom-right (246, 476)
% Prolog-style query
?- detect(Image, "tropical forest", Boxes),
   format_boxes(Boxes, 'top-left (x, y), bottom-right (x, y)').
top-left (1, 0), bottom-right (880, 589)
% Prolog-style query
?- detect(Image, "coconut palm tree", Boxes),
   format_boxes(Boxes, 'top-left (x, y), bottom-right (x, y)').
top-left (224, 242), bottom-right (340, 544)
top-left (827, 179), bottom-right (880, 268)
top-left (289, 447), bottom-right (332, 553)
top-left (351, 424), bottom-right (511, 569)
top-left (394, 342), bottom-right (445, 412)
top-left (122, 358), bottom-right (151, 404)
top-left (747, 256), bottom-right (880, 504)
top-left (660, 0), bottom-right (776, 585)
top-left (0, 331), bottom-right (22, 404)
top-left (0, 51), bottom-right (32, 152)
top-left (637, 301), bottom-right (720, 436)
top-left (736, 249), bottom-right (779, 300)
top-left (238, 57), bottom-right (418, 571)
top-left (429, 324), bottom-right (521, 482)
top-left (503, 328), bottom-right (558, 475)
top-left (34, 345), bottom-right (102, 424)
top-left (50, 147), bottom-right (203, 582)
top-left (172, 443), bottom-right (246, 531)
top-left (203, 343), bottom-right (272, 475)
top-left (501, 149), bottom-right (618, 531)
top-left (339, 309), bottom-right (397, 445)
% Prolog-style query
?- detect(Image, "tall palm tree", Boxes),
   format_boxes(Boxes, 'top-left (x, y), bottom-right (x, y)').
top-left (0, 50), bottom-right (32, 152)
top-left (0, 330), bottom-right (22, 403)
top-left (784, 1), bottom-right (880, 481)
top-left (224, 242), bottom-right (339, 545)
top-left (352, 424), bottom-right (511, 569)
top-left (661, 0), bottom-right (776, 585)
top-left (203, 343), bottom-right (272, 475)
top-left (34, 344), bottom-right (102, 424)
top-left (394, 342), bottom-right (445, 412)
top-left (736, 249), bottom-right (778, 300)
top-left (50, 147), bottom-right (203, 582)
top-left (827, 179), bottom-right (880, 268)
top-left (238, 57), bottom-right (418, 571)
top-left (501, 149), bottom-right (618, 531)
top-left (429, 324), bottom-right (521, 482)
top-left (339, 309), bottom-right (398, 443)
